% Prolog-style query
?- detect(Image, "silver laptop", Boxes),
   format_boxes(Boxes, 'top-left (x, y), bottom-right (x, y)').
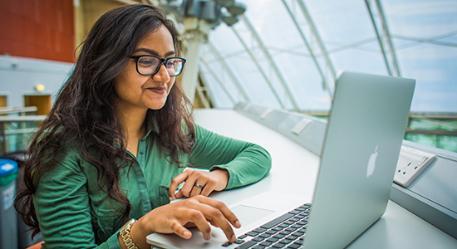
top-left (147, 71), bottom-right (415, 249)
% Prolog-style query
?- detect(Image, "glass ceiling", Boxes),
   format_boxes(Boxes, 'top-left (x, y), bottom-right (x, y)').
top-left (200, 0), bottom-right (457, 113)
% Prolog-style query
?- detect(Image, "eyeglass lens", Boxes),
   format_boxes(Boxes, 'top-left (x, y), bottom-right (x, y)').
top-left (137, 56), bottom-right (184, 76)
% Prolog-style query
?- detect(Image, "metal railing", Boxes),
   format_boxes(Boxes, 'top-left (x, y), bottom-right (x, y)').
top-left (0, 114), bottom-right (45, 155)
top-left (301, 110), bottom-right (457, 152)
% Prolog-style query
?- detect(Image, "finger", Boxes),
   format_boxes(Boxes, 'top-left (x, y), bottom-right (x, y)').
top-left (187, 201), bottom-right (236, 242)
top-left (179, 171), bottom-right (200, 197)
top-left (190, 185), bottom-right (202, 197)
top-left (196, 196), bottom-right (241, 228)
top-left (184, 222), bottom-right (197, 228)
top-left (200, 182), bottom-right (216, 197)
top-left (185, 210), bottom-right (212, 240)
top-left (170, 220), bottom-right (192, 239)
top-left (190, 179), bottom-right (207, 197)
top-left (169, 170), bottom-right (190, 198)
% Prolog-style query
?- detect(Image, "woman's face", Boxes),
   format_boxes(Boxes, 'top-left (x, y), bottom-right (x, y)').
top-left (114, 25), bottom-right (176, 110)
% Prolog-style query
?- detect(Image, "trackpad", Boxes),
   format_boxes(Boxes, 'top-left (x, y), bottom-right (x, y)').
top-left (231, 205), bottom-right (275, 225)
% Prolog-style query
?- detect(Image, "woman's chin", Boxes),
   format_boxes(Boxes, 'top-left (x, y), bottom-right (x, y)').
top-left (145, 100), bottom-right (167, 110)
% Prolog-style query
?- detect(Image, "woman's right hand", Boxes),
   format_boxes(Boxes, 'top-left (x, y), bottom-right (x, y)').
top-left (133, 195), bottom-right (241, 246)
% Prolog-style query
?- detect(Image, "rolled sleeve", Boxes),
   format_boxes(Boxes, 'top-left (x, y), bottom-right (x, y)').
top-left (189, 125), bottom-right (271, 189)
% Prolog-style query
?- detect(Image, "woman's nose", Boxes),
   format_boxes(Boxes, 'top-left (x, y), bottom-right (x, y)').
top-left (153, 64), bottom-right (171, 82)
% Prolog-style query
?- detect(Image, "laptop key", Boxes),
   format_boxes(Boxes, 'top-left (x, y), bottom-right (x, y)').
top-left (259, 233), bottom-right (269, 238)
top-left (282, 238), bottom-right (293, 244)
top-left (275, 241), bottom-right (287, 247)
top-left (260, 241), bottom-right (271, 246)
top-left (287, 235), bottom-right (298, 240)
top-left (235, 240), bottom-right (257, 249)
top-left (285, 227), bottom-right (296, 232)
top-left (261, 213), bottom-right (294, 229)
top-left (278, 224), bottom-right (288, 229)
top-left (222, 241), bottom-right (232, 247)
top-left (252, 237), bottom-right (263, 242)
top-left (266, 237), bottom-right (279, 243)
top-left (253, 227), bottom-right (267, 233)
top-left (235, 239), bottom-right (245, 244)
top-left (239, 234), bottom-right (248, 239)
top-left (286, 243), bottom-right (301, 249)
top-left (246, 231), bottom-right (259, 237)
top-left (271, 244), bottom-right (283, 249)
top-left (252, 245), bottom-right (266, 249)
top-left (284, 220), bottom-right (294, 225)
top-left (272, 234), bottom-right (284, 240)
top-left (292, 232), bottom-right (302, 237)
top-left (293, 241), bottom-right (303, 246)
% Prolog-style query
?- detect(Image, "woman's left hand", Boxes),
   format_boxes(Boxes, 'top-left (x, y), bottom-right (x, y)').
top-left (168, 168), bottom-right (229, 199)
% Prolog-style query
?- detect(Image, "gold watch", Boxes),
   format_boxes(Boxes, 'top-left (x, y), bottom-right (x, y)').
top-left (120, 218), bottom-right (139, 249)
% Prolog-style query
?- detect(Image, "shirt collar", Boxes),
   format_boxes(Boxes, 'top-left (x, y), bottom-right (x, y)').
top-left (142, 112), bottom-right (160, 139)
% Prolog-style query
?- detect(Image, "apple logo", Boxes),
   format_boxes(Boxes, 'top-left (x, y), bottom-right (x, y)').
top-left (367, 146), bottom-right (379, 178)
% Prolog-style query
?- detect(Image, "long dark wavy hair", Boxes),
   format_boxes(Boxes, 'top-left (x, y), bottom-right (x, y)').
top-left (15, 4), bottom-right (195, 236)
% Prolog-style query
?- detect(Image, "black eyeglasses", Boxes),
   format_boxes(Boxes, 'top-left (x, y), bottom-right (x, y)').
top-left (129, 55), bottom-right (186, 77)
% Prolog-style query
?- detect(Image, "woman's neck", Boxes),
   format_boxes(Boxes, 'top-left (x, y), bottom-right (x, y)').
top-left (115, 102), bottom-right (148, 141)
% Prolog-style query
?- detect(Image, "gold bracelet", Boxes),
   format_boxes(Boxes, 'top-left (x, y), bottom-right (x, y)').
top-left (120, 218), bottom-right (139, 249)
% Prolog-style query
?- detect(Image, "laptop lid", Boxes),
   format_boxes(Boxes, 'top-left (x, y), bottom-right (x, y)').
top-left (302, 71), bottom-right (415, 248)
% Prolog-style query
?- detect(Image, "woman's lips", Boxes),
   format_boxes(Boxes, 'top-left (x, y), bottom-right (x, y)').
top-left (146, 87), bottom-right (166, 95)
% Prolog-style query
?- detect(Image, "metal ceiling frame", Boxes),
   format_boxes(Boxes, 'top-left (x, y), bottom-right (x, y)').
top-left (365, 0), bottom-right (402, 77)
top-left (393, 32), bottom-right (457, 49)
top-left (230, 25), bottom-right (287, 108)
top-left (200, 59), bottom-right (236, 105)
top-left (240, 15), bottom-right (300, 110)
top-left (296, 0), bottom-right (337, 78)
top-left (207, 43), bottom-right (250, 102)
top-left (282, 0), bottom-right (334, 97)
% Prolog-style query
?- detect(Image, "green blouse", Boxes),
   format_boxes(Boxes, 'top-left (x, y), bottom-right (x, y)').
top-left (33, 124), bottom-right (271, 249)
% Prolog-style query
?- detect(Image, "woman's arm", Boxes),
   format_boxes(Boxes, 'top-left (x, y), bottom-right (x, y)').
top-left (126, 195), bottom-right (240, 248)
top-left (168, 125), bottom-right (271, 198)
top-left (35, 150), bottom-right (241, 249)
top-left (191, 124), bottom-right (271, 188)
top-left (33, 150), bottom-right (121, 249)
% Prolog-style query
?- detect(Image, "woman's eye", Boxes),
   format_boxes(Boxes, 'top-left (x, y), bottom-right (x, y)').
top-left (139, 60), bottom-right (154, 67)
top-left (165, 61), bottom-right (175, 67)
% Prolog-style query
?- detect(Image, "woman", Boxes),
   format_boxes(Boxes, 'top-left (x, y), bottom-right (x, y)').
top-left (15, 4), bottom-right (271, 249)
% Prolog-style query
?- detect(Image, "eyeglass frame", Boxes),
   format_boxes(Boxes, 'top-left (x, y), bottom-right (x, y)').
top-left (129, 55), bottom-right (187, 77)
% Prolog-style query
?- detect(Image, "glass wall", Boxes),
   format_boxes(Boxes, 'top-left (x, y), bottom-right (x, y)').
top-left (200, 0), bottom-right (457, 152)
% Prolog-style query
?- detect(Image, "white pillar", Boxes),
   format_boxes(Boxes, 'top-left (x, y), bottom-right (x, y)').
top-left (180, 17), bottom-right (211, 103)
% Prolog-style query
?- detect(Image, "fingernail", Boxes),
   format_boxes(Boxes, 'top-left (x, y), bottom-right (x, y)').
top-left (169, 196), bottom-right (175, 201)
top-left (235, 220), bottom-right (241, 228)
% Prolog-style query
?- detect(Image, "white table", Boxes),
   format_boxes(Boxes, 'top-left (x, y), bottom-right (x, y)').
top-left (192, 109), bottom-right (457, 249)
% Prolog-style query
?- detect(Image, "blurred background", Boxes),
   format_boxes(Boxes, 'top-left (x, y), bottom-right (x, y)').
top-left (0, 0), bottom-right (456, 248)
top-left (0, 0), bottom-right (456, 156)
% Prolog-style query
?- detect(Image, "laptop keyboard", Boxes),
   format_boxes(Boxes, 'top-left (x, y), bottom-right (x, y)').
top-left (222, 203), bottom-right (311, 249)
